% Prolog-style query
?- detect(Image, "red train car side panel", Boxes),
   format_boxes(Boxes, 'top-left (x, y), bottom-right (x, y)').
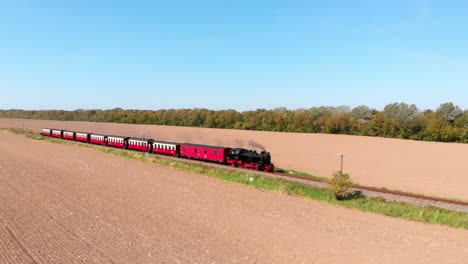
top-left (179, 144), bottom-right (230, 163)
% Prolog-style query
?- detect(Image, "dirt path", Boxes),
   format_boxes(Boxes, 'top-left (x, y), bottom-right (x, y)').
top-left (0, 131), bottom-right (467, 263)
top-left (1, 118), bottom-right (468, 201)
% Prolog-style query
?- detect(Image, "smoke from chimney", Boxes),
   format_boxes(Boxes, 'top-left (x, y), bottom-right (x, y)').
top-left (248, 139), bottom-right (266, 151)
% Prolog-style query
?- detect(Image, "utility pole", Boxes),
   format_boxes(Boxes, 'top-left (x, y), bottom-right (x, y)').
top-left (338, 153), bottom-right (347, 174)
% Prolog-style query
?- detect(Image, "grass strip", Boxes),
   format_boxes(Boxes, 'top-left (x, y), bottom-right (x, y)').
top-left (4, 127), bottom-right (468, 230)
top-left (274, 168), bottom-right (326, 181)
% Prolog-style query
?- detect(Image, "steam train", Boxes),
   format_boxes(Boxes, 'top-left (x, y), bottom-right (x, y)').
top-left (41, 128), bottom-right (275, 172)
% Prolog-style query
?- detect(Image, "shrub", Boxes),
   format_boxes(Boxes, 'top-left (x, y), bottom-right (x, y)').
top-left (327, 171), bottom-right (354, 200)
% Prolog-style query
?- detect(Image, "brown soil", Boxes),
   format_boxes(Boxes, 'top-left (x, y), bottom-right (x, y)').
top-left (1, 130), bottom-right (468, 263)
top-left (1, 118), bottom-right (468, 201)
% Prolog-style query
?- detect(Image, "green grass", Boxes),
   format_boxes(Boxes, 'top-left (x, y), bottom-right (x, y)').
top-left (3, 127), bottom-right (468, 230)
top-left (274, 167), bottom-right (326, 181)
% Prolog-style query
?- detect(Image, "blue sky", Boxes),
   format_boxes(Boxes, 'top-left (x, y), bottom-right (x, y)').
top-left (0, 0), bottom-right (467, 111)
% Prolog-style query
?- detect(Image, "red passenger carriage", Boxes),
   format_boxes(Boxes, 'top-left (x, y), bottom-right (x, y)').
top-left (107, 135), bottom-right (129, 149)
top-left (41, 128), bottom-right (51, 136)
top-left (90, 134), bottom-right (106, 145)
top-left (63, 131), bottom-right (75, 140)
top-left (51, 129), bottom-right (63, 138)
top-left (152, 141), bottom-right (180, 156)
top-left (128, 138), bottom-right (154, 152)
top-left (75, 132), bottom-right (90, 143)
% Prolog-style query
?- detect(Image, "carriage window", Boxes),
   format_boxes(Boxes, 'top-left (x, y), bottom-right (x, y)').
top-left (214, 151), bottom-right (218, 156)
top-left (204, 150), bottom-right (207, 154)
top-left (194, 148), bottom-right (197, 153)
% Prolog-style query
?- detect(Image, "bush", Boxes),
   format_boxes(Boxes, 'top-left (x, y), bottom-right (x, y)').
top-left (327, 171), bottom-right (354, 200)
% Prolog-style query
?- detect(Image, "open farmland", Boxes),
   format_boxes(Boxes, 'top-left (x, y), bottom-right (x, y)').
top-left (1, 130), bottom-right (468, 263)
top-left (1, 118), bottom-right (468, 201)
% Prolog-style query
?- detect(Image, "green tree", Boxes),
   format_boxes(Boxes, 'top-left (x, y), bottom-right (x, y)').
top-left (436, 102), bottom-right (462, 125)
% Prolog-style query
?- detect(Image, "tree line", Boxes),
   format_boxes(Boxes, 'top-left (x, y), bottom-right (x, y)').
top-left (1, 102), bottom-right (466, 143)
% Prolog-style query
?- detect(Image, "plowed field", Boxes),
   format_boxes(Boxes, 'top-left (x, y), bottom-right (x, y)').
top-left (1, 131), bottom-right (468, 263)
top-left (1, 118), bottom-right (467, 201)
